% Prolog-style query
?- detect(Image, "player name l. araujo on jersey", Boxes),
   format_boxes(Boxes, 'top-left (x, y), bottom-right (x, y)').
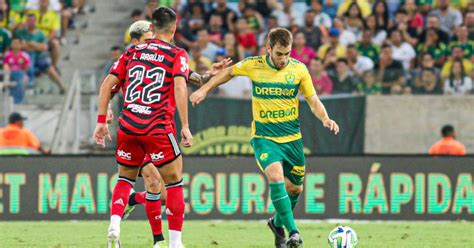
top-left (231, 55), bottom-right (316, 143)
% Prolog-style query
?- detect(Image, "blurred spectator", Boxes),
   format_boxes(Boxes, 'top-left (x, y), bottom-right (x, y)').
top-left (318, 27), bottom-right (346, 60)
top-left (308, 58), bottom-right (332, 95)
top-left (241, 0), bottom-right (273, 19)
top-left (346, 44), bottom-right (373, 77)
top-left (310, 0), bottom-right (332, 28)
top-left (389, 30), bottom-right (416, 70)
top-left (242, 5), bottom-right (264, 34)
top-left (207, 13), bottom-right (225, 47)
top-left (337, 0), bottom-right (371, 18)
top-left (182, 2), bottom-right (206, 40)
top-left (143, 0), bottom-right (158, 21)
top-left (332, 17), bottom-right (356, 46)
top-left (28, 0), bottom-right (61, 67)
top-left (357, 71), bottom-right (382, 95)
top-left (189, 42), bottom-right (212, 73)
top-left (322, 46), bottom-right (338, 69)
top-left (413, 53), bottom-right (441, 94)
top-left (344, 2), bottom-right (365, 39)
top-left (124, 9), bottom-right (144, 46)
top-left (290, 31), bottom-right (316, 67)
top-left (196, 28), bottom-right (219, 62)
top-left (322, 0), bottom-right (338, 19)
top-left (363, 15), bottom-right (386, 46)
top-left (223, 33), bottom-right (244, 62)
top-left (377, 44), bottom-right (406, 94)
top-left (301, 9), bottom-right (323, 50)
top-left (270, 0), bottom-right (300, 28)
top-left (429, 0), bottom-right (463, 34)
top-left (356, 29), bottom-right (380, 63)
top-left (26, 0), bottom-right (61, 11)
top-left (16, 14), bottom-right (66, 94)
top-left (102, 46), bottom-right (122, 80)
top-left (391, 8), bottom-right (418, 48)
top-left (419, 15), bottom-right (449, 44)
top-left (443, 60), bottom-right (473, 95)
top-left (441, 46), bottom-right (473, 79)
top-left (429, 125), bottom-right (466, 156)
top-left (329, 58), bottom-right (360, 94)
top-left (235, 17), bottom-right (257, 57)
top-left (3, 37), bottom-right (30, 104)
top-left (372, 0), bottom-right (392, 31)
top-left (0, 112), bottom-right (49, 154)
top-left (416, 28), bottom-right (447, 67)
top-left (466, 12), bottom-right (474, 40)
top-left (404, 0), bottom-right (424, 35)
top-left (258, 15), bottom-right (278, 47)
top-left (207, 0), bottom-right (237, 32)
top-left (449, 26), bottom-right (474, 61)
top-left (0, 26), bottom-right (11, 54)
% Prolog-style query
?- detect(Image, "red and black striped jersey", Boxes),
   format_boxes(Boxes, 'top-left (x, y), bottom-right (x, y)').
top-left (109, 39), bottom-right (189, 136)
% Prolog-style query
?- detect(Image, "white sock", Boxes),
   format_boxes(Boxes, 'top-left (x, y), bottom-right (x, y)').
top-left (110, 215), bottom-right (122, 225)
top-left (169, 230), bottom-right (182, 247)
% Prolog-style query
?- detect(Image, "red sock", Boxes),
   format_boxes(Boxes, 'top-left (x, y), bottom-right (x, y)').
top-left (145, 192), bottom-right (164, 242)
top-left (166, 180), bottom-right (185, 231)
top-left (110, 177), bottom-right (135, 217)
top-left (135, 191), bottom-right (146, 204)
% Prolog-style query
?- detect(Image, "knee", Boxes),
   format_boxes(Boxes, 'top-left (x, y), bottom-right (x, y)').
top-left (144, 176), bottom-right (162, 192)
top-left (286, 185), bottom-right (303, 196)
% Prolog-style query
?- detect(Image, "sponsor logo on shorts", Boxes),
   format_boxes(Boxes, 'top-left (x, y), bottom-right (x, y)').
top-left (290, 165), bottom-right (305, 176)
top-left (166, 208), bottom-right (173, 216)
top-left (259, 153), bottom-right (269, 161)
top-left (117, 150), bottom-right (132, 160)
top-left (150, 152), bottom-right (165, 161)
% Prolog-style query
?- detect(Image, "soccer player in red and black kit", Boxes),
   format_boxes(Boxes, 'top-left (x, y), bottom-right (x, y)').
top-left (94, 7), bottom-right (190, 248)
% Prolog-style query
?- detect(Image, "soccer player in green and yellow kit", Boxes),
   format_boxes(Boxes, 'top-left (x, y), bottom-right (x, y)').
top-left (190, 27), bottom-right (339, 248)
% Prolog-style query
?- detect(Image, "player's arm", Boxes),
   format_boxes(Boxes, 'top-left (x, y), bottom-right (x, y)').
top-left (300, 66), bottom-right (339, 134)
top-left (189, 67), bottom-right (233, 106)
top-left (188, 58), bottom-right (232, 87)
top-left (174, 51), bottom-right (193, 147)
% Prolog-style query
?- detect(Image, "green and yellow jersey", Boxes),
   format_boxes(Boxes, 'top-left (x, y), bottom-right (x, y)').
top-left (231, 55), bottom-right (316, 143)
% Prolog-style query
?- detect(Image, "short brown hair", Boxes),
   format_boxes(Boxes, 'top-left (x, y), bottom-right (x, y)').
top-left (267, 28), bottom-right (293, 48)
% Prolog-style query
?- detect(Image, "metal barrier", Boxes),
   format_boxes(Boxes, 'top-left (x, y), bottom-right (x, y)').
top-left (51, 70), bottom-right (97, 154)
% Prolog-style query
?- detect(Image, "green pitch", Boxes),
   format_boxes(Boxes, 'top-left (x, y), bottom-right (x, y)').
top-left (0, 220), bottom-right (472, 247)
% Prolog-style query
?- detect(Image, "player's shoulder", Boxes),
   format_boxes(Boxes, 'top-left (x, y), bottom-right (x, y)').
top-left (236, 55), bottom-right (266, 67)
top-left (288, 58), bottom-right (308, 71)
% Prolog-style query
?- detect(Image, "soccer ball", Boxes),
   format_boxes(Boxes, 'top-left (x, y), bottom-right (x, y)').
top-left (327, 226), bottom-right (358, 248)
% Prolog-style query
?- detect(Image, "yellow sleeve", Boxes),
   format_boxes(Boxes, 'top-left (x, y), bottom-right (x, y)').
top-left (53, 12), bottom-right (60, 31)
top-left (441, 61), bottom-right (451, 78)
top-left (231, 58), bottom-right (253, 77)
top-left (299, 65), bottom-right (316, 97)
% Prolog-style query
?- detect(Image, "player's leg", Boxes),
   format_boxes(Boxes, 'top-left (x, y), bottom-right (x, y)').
top-left (108, 132), bottom-right (142, 244)
top-left (140, 163), bottom-right (166, 245)
top-left (158, 155), bottom-right (185, 248)
top-left (251, 137), bottom-right (296, 247)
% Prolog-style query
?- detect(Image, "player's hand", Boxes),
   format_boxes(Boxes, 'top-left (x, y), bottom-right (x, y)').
top-left (189, 89), bottom-right (207, 107)
top-left (106, 108), bottom-right (114, 124)
top-left (208, 58), bottom-right (232, 76)
top-left (93, 123), bottom-right (112, 148)
top-left (180, 127), bottom-right (193, 147)
top-left (323, 119), bottom-right (339, 135)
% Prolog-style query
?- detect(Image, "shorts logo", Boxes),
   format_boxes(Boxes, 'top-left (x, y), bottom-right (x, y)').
top-left (259, 153), bottom-right (269, 161)
top-left (113, 198), bottom-right (125, 206)
top-left (150, 152), bottom-right (165, 161)
top-left (166, 208), bottom-right (173, 216)
top-left (154, 215), bottom-right (162, 220)
top-left (291, 165), bottom-right (305, 176)
top-left (117, 150), bottom-right (132, 160)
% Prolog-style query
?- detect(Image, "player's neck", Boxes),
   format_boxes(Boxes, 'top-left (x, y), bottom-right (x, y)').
top-left (154, 33), bottom-right (173, 44)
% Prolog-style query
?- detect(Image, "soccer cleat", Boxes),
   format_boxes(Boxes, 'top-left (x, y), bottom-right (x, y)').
top-left (107, 222), bottom-right (121, 247)
top-left (286, 232), bottom-right (303, 248)
top-left (267, 217), bottom-right (287, 248)
top-left (122, 189), bottom-right (136, 220)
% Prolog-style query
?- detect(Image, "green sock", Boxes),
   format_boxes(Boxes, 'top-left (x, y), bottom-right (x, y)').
top-left (269, 182), bottom-right (298, 233)
top-left (273, 193), bottom-right (300, 228)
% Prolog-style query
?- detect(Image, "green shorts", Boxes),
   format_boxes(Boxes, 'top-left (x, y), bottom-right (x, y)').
top-left (250, 137), bottom-right (306, 186)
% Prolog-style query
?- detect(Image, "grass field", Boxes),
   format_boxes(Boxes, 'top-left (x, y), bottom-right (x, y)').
top-left (1, 220), bottom-right (473, 247)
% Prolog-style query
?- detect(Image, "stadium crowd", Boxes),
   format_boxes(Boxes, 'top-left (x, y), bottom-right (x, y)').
top-left (0, 0), bottom-right (86, 104)
top-left (112, 0), bottom-right (474, 98)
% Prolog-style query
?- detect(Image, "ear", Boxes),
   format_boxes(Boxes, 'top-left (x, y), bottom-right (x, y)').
top-left (265, 42), bottom-right (271, 54)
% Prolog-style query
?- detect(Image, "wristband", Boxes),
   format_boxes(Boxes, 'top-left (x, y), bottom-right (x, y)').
top-left (97, 115), bottom-right (106, 124)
